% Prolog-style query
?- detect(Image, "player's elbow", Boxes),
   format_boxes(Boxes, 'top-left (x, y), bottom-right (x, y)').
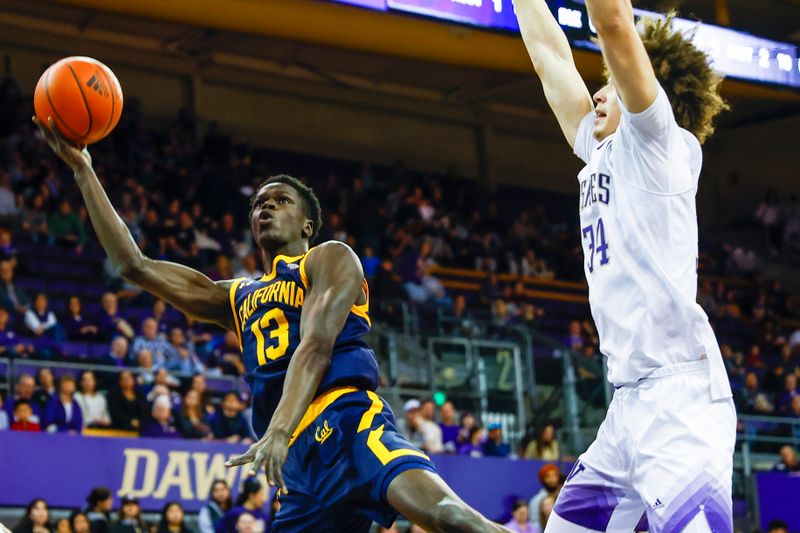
top-left (592, 12), bottom-right (630, 38)
top-left (118, 256), bottom-right (147, 283)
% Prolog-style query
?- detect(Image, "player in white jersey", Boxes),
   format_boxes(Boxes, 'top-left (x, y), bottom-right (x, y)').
top-left (515, 1), bottom-right (735, 532)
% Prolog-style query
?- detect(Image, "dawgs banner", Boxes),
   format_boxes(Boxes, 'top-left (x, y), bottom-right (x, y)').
top-left (0, 431), bottom-right (547, 520)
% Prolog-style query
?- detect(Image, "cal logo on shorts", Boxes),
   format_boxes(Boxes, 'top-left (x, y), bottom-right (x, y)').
top-left (315, 420), bottom-right (334, 444)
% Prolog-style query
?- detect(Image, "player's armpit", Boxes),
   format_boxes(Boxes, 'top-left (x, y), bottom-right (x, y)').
top-left (121, 258), bottom-right (234, 330)
top-left (585, 0), bottom-right (659, 113)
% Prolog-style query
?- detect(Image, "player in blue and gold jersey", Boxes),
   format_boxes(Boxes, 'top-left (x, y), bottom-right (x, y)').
top-left (36, 114), bottom-right (510, 532)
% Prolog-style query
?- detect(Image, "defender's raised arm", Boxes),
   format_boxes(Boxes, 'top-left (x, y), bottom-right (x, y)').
top-left (515, 0), bottom-right (593, 148)
top-left (585, 0), bottom-right (659, 113)
top-left (34, 117), bottom-right (234, 330)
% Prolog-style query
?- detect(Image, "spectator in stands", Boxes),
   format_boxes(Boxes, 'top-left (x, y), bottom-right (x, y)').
top-left (12, 498), bottom-right (52, 533)
top-left (0, 392), bottom-right (7, 430)
top-left (360, 246), bottom-right (380, 282)
top-left (777, 374), bottom-right (799, 415)
top-left (55, 519), bottom-right (70, 533)
top-left (165, 327), bottom-right (205, 374)
top-left (208, 331), bottom-right (246, 376)
top-left (100, 337), bottom-right (130, 367)
top-left (141, 395), bottom-right (180, 438)
top-left (772, 445), bottom-right (800, 473)
top-left (4, 373), bottom-right (42, 423)
top-left (439, 401), bottom-right (459, 452)
top-left (767, 519), bottom-right (790, 533)
top-left (0, 228), bottom-right (17, 264)
top-left (69, 512), bottom-right (90, 533)
top-left (524, 424), bottom-right (560, 461)
top-left (108, 371), bottom-right (148, 432)
top-left (482, 422), bottom-right (511, 458)
top-left (0, 259), bottom-right (31, 314)
top-left (528, 464), bottom-right (562, 531)
top-left (538, 495), bottom-right (555, 531)
top-left (63, 296), bottom-right (99, 340)
top-left (234, 254), bottom-right (262, 279)
top-left (176, 389), bottom-right (212, 440)
top-left (189, 373), bottom-right (214, 415)
top-left (85, 487), bottom-right (113, 533)
top-left (0, 307), bottom-right (34, 358)
top-left (456, 411), bottom-right (476, 450)
top-left (110, 495), bottom-right (149, 533)
top-left (33, 368), bottom-right (56, 411)
top-left (151, 300), bottom-right (171, 334)
top-left (95, 293), bottom-right (134, 341)
top-left (504, 500), bottom-right (537, 533)
top-left (232, 514), bottom-right (254, 533)
top-left (10, 400), bottom-right (41, 431)
top-left (198, 480), bottom-right (232, 533)
top-left (217, 478), bottom-right (269, 533)
top-left (25, 293), bottom-right (64, 341)
top-left (132, 318), bottom-right (170, 368)
top-left (459, 425), bottom-right (485, 458)
top-left (735, 371), bottom-right (774, 415)
top-left (209, 392), bottom-right (253, 444)
top-left (49, 198), bottom-right (86, 252)
top-left (75, 370), bottom-right (111, 428)
top-left (44, 373), bottom-right (83, 433)
top-left (168, 211), bottom-right (200, 266)
top-left (413, 398), bottom-right (443, 454)
top-left (20, 194), bottom-right (49, 243)
top-left (565, 321), bottom-right (584, 351)
top-left (156, 502), bottom-right (193, 533)
top-left (146, 368), bottom-right (182, 405)
top-left (205, 255), bottom-right (234, 281)
top-left (135, 349), bottom-right (156, 386)
top-left (371, 259), bottom-right (405, 304)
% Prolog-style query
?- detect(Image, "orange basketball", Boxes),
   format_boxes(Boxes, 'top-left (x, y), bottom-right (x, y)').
top-left (34, 56), bottom-right (123, 145)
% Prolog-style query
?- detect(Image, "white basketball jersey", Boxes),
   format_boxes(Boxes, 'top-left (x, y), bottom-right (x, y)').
top-left (573, 87), bottom-right (731, 401)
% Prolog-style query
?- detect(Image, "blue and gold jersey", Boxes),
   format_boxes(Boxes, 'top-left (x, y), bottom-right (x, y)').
top-left (228, 248), bottom-right (380, 437)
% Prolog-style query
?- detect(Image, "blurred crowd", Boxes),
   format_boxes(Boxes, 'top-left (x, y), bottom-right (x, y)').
top-left (10, 479), bottom-right (279, 533)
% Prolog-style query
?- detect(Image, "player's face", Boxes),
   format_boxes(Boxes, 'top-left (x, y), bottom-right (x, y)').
top-left (592, 82), bottom-right (621, 141)
top-left (250, 183), bottom-right (312, 250)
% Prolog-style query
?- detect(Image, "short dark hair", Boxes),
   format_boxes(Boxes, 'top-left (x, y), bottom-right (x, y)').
top-left (250, 174), bottom-right (323, 243)
top-left (768, 520), bottom-right (788, 532)
top-left (87, 487), bottom-right (112, 507)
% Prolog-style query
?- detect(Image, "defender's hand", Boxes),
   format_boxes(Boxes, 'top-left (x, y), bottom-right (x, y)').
top-left (225, 428), bottom-right (290, 494)
top-left (32, 116), bottom-right (92, 173)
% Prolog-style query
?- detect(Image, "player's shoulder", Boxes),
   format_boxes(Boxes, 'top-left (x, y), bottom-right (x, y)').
top-left (304, 241), bottom-right (363, 277)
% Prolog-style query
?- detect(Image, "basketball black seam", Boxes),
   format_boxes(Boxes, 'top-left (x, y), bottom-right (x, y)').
top-left (96, 67), bottom-right (115, 139)
top-left (66, 63), bottom-right (93, 139)
top-left (44, 68), bottom-right (85, 142)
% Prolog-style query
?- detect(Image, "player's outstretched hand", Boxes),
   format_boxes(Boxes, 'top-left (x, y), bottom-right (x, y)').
top-left (32, 116), bottom-right (92, 173)
top-left (225, 428), bottom-right (290, 495)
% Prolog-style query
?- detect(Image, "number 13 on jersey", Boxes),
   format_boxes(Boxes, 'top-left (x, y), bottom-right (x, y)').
top-left (251, 308), bottom-right (290, 365)
top-left (582, 217), bottom-right (610, 273)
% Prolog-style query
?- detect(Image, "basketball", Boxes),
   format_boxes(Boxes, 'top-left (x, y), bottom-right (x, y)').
top-left (33, 56), bottom-right (123, 145)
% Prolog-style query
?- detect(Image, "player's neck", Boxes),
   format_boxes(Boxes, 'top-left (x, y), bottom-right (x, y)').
top-left (261, 241), bottom-right (309, 273)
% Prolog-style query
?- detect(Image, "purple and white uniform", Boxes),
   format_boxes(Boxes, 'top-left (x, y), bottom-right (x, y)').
top-left (547, 87), bottom-right (736, 533)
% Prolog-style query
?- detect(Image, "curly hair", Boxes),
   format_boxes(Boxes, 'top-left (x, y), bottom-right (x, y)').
top-left (249, 174), bottom-right (323, 243)
top-left (637, 13), bottom-right (730, 143)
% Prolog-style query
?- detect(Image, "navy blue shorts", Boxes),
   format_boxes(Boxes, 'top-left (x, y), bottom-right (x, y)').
top-left (271, 387), bottom-right (436, 532)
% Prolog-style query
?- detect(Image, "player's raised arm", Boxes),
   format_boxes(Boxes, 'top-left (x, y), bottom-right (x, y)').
top-left (33, 117), bottom-right (233, 330)
top-left (515, 0), bottom-right (593, 148)
top-left (226, 241), bottom-right (363, 491)
top-left (585, 0), bottom-right (659, 113)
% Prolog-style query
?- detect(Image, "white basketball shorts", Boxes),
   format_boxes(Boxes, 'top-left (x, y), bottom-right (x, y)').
top-left (548, 359), bottom-right (736, 533)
